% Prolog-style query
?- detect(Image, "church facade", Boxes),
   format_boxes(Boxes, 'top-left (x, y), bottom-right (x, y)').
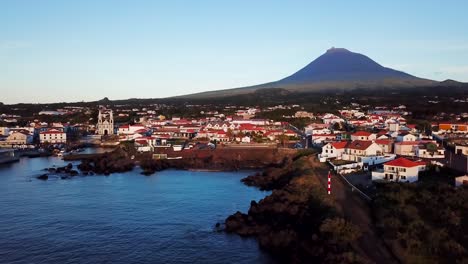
top-left (96, 109), bottom-right (114, 135)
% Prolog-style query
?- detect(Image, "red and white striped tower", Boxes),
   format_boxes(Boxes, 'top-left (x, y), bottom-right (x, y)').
top-left (327, 170), bottom-right (332, 195)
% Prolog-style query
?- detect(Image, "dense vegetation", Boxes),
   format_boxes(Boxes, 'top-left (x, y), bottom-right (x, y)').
top-left (372, 183), bottom-right (468, 263)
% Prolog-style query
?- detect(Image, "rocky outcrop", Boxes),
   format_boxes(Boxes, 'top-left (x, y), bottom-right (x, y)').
top-left (225, 156), bottom-right (365, 263)
top-left (37, 174), bottom-right (48, 180)
top-left (42, 163), bottom-right (81, 179)
top-left (77, 148), bottom-right (135, 175)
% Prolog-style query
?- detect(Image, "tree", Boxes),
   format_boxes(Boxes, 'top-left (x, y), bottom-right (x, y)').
top-left (426, 143), bottom-right (438, 155)
top-left (319, 218), bottom-right (361, 245)
top-left (332, 122), bottom-right (341, 130)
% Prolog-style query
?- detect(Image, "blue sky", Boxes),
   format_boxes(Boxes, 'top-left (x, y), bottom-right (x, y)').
top-left (1, 0), bottom-right (468, 104)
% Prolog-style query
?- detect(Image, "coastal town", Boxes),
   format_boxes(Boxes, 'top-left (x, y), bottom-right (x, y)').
top-left (3, 1), bottom-right (468, 263)
top-left (1, 101), bottom-right (467, 186)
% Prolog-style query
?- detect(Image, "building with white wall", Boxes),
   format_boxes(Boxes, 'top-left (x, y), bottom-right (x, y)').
top-left (96, 109), bottom-right (114, 135)
top-left (40, 129), bottom-right (67, 144)
top-left (372, 157), bottom-right (426, 183)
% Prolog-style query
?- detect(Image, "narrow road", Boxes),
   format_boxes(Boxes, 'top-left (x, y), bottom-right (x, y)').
top-left (308, 157), bottom-right (398, 264)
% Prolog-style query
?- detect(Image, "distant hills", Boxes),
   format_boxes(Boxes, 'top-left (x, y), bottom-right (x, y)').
top-left (179, 48), bottom-right (463, 99)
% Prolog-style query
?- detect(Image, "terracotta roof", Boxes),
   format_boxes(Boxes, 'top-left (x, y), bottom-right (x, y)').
top-left (347, 140), bottom-right (374, 150)
top-left (331, 141), bottom-right (348, 149)
top-left (375, 139), bottom-right (392, 145)
top-left (377, 130), bottom-right (388, 136)
top-left (239, 124), bottom-right (256, 130)
top-left (40, 129), bottom-right (64, 134)
top-left (394, 141), bottom-right (420, 146)
top-left (352, 131), bottom-right (372, 137)
top-left (384, 157), bottom-right (426, 168)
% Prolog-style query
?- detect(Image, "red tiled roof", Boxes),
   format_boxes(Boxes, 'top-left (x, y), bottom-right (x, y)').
top-left (352, 131), bottom-right (372, 137)
top-left (239, 124), bottom-right (256, 130)
top-left (40, 129), bottom-right (64, 134)
top-left (394, 141), bottom-right (420, 146)
top-left (377, 130), bottom-right (388, 136)
top-left (375, 139), bottom-right (392, 145)
top-left (385, 157), bottom-right (426, 168)
top-left (347, 140), bottom-right (374, 150)
top-left (331, 141), bottom-right (348, 149)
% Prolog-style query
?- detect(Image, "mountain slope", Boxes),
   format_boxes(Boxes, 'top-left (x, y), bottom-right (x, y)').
top-left (279, 47), bottom-right (422, 83)
top-left (180, 48), bottom-right (438, 98)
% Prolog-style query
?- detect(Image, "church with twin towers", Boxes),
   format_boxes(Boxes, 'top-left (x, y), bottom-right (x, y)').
top-left (96, 109), bottom-right (114, 135)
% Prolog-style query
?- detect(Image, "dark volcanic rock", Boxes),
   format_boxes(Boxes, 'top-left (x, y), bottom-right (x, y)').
top-left (37, 174), bottom-right (48, 180)
top-left (225, 156), bottom-right (364, 263)
top-left (77, 148), bottom-right (135, 175)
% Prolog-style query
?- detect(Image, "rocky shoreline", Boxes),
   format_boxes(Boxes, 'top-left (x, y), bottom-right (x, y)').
top-left (40, 147), bottom-right (297, 179)
top-left (35, 146), bottom-right (368, 262)
top-left (224, 153), bottom-right (367, 263)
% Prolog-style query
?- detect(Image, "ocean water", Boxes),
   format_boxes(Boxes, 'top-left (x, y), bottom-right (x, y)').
top-left (0, 157), bottom-right (272, 264)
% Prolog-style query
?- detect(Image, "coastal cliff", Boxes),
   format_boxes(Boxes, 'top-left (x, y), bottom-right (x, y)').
top-left (225, 153), bottom-right (367, 264)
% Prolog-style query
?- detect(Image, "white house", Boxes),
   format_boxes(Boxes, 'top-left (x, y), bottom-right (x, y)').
top-left (372, 157), bottom-right (426, 183)
top-left (342, 140), bottom-right (383, 162)
top-left (396, 133), bottom-right (418, 142)
top-left (321, 114), bottom-right (344, 124)
top-left (387, 121), bottom-right (400, 132)
top-left (350, 131), bottom-right (376, 141)
top-left (319, 141), bottom-right (347, 161)
top-left (304, 123), bottom-right (329, 135)
top-left (213, 131), bottom-right (229, 142)
top-left (231, 119), bottom-right (269, 126)
top-left (375, 139), bottom-right (393, 154)
top-left (40, 129), bottom-right (67, 144)
top-left (394, 141), bottom-right (420, 156)
top-left (415, 143), bottom-right (445, 159)
top-left (118, 124), bottom-right (146, 135)
top-left (311, 134), bottom-right (336, 145)
top-left (311, 128), bottom-right (331, 135)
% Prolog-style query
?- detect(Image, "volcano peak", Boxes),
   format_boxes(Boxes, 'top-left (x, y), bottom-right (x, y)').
top-left (326, 47), bottom-right (350, 53)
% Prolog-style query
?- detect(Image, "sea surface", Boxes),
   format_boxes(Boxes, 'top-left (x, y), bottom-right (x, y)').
top-left (0, 156), bottom-right (273, 264)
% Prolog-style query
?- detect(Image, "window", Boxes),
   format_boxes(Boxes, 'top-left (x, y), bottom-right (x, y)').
top-left (389, 174), bottom-right (393, 179)
top-left (401, 175), bottom-right (406, 180)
